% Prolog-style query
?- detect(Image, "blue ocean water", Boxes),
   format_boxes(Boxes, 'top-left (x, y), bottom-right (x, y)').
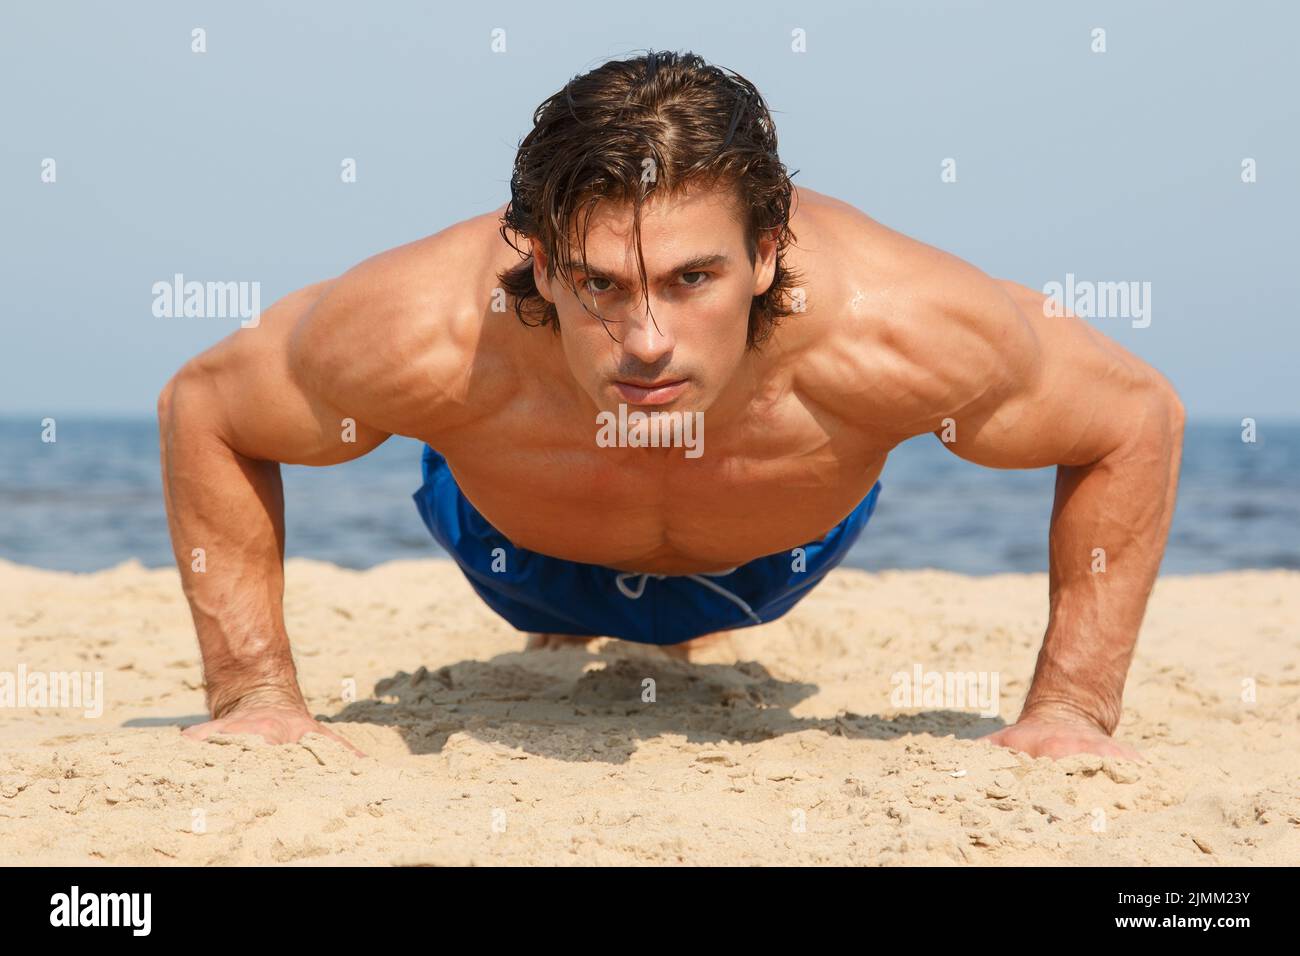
top-left (0, 418), bottom-right (1296, 575)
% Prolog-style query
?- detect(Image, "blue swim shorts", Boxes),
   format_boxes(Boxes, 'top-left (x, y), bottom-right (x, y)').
top-left (412, 444), bottom-right (882, 646)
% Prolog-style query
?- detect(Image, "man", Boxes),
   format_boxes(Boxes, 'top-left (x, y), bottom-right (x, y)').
top-left (160, 51), bottom-right (1183, 761)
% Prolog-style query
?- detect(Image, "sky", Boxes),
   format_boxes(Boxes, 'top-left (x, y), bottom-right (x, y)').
top-left (1, 0), bottom-right (1296, 420)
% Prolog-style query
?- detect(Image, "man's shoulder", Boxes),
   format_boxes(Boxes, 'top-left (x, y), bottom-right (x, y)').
top-left (786, 188), bottom-right (997, 330)
top-left (783, 192), bottom-right (1038, 436)
top-left (324, 204), bottom-right (507, 329)
top-left (288, 205), bottom-right (515, 436)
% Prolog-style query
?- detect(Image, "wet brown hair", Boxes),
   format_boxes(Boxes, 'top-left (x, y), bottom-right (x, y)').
top-left (497, 49), bottom-right (803, 349)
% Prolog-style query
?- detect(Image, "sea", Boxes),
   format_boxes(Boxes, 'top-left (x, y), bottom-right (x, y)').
top-left (1, 418), bottom-right (1296, 575)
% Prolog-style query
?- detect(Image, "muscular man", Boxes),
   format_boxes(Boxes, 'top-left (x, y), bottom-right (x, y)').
top-left (160, 52), bottom-right (1183, 761)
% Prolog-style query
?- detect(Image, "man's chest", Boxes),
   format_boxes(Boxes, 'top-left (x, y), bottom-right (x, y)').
top-left (437, 410), bottom-right (887, 574)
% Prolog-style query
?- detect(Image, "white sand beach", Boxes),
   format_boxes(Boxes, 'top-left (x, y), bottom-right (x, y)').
top-left (1, 558), bottom-right (1296, 865)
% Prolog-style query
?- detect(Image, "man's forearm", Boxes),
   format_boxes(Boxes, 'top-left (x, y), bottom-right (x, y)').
top-left (1025, 389), bottom-right (1185, 734)
top-left (158, 371), bottom-right (305, 718)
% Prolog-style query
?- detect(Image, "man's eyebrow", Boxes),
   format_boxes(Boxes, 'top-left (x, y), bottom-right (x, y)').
top-left (565, 252), bottom-right (730, 284)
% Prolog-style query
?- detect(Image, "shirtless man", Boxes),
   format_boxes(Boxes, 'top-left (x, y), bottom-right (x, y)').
top-left (160, 52), bottom-right (1183, 761)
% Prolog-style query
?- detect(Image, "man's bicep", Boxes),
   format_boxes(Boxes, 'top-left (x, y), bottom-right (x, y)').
top-left (170, 282), bottom-right (389, 466)
top-left (932, 283), bottom-right (1144, 471)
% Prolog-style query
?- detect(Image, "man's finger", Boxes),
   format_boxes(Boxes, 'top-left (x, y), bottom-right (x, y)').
top-left (182, 723), bottom-right (216, 740)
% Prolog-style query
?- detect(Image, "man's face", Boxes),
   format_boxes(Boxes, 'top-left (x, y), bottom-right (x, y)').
top-left (532, 185), bottom-right (776, 417)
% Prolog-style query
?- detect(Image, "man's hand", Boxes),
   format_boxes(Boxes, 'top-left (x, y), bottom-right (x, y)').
top-left (979, 709), bottom-right (1142, 762)
top-left (183, 705), bottom-right (366, 757)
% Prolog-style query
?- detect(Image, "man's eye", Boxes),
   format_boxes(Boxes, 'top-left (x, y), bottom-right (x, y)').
top-left (584, 277), bottom-right (614, 295)
top-left (681, 271), bottom-right (709, 287)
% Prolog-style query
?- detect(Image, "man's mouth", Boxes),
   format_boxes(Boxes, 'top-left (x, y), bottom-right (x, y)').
top-left (613, 378), bottom-right (688, 405)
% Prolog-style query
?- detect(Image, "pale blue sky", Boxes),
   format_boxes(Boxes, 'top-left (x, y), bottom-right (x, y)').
top-left (2, 0), bottom-right (1295, 419)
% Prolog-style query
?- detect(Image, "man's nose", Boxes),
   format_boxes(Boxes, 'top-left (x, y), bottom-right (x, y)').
top-left (620, 298), bottom-right (675, 364)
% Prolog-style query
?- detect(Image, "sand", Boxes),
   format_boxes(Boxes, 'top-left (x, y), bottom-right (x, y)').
top-left (0, 556), bottom-right (1296, 866)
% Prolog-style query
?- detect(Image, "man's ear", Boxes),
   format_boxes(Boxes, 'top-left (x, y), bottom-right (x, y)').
top-left (530, 238), bottom-right (555, 305)
top-left (752, 228), bottom-right (779, 297)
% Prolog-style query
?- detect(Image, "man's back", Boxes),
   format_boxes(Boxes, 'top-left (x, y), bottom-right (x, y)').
top-left (174, 184), bottom-right (1117, 575)
top-left (202, 188), bottom-right (947, 574)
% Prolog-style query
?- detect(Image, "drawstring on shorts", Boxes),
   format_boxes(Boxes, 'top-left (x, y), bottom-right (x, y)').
top-left (613, 568), bottom-right (764, 626)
